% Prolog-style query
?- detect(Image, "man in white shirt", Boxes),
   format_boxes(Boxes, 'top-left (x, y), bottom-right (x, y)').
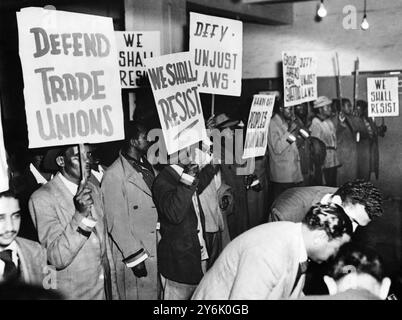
top-left (0, 190), bottom-right (47, 286)
top-left (29, 145), bottom-right (119, 300)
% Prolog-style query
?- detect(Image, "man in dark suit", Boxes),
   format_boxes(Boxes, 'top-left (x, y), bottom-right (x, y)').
top-left (0, 190), bottom-right (47, 287)
top-left (152, 148), bottom-right (216, 300)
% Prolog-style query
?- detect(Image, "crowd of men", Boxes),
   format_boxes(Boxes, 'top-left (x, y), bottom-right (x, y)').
top-left (0, 93), bottom-right (396, 300)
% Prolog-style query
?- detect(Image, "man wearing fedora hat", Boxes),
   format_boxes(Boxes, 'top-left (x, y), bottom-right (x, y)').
top-left (207, 113), bottom-right (252, 239)
top-left (28, 145), bottom-right (119, 300)
top-left (310, 96), bottom-right (340, 187)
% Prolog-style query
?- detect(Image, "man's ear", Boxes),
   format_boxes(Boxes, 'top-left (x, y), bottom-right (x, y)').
top-left (312, 229), bottom-right (328, 245)
top-left (323, 276), bottom-right (337, 295)
top-left (379, 277), bottom-right (391, 300)
top-left (129, 138), bottom-right (137, 148)
top-left (55, 155), bottom-right (65, 168)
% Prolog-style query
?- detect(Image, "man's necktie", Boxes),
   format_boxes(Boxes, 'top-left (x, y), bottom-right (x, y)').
top-left (0, 249), bottom-right (19, 281)
top-left (291, 261), bottom-right (309, 294)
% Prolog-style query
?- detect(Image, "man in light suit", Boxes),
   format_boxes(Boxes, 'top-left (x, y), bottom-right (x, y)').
top-left (29, 145), bottom-right (119, 300)
top-left (0, 190), bottom-right (47, 286)
top-left (102, 123), bottom-right (159, 300)
top-left (192, 203), bottom-right (353, 300)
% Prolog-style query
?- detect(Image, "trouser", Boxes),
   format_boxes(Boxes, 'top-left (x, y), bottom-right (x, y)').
top-left (160, 264), bottom-right (206, 300)
top-left (160, 274), bottom-right (198, 300)
top-left (323, 167), bottom-right (338, 187)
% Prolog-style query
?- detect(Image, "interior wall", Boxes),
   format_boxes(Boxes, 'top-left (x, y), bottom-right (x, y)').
top-left (243, 0), bottom-right (402, 78)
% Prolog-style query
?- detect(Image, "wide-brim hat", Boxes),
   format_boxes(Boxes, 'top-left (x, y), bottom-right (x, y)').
top-left (213, 113), bottom-right (241, 129)
top-left (313, 96), bottom-right (332, 109)
top-left (42, 147), bottom-right (66, 171)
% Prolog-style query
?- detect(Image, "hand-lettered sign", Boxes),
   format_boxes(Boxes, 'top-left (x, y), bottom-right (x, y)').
top-left (115, 31), bottom-right (160, 89)
top-left (367, 77), bottom-right (399, 117)
top-left (243, 94), bottom-right (275, 159)
top-left (17, 7), bottom-right (124, 148)
top-left (282, 51), bottom-right (317, 107)
top-left (189, 12), bottom-right (242, 96)
top-left (145, 52), bottom-right (207, 155)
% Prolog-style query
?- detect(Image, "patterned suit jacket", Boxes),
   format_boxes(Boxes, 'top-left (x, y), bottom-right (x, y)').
top-left (29, 173), bottom-right (118, 300)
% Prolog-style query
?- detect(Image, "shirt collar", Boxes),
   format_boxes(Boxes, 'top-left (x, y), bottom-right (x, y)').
top-left (30, 163), bottom-right (48, 184)
top-left (91, 167), bottom-right (104, 183)
top-left (297, 223), bottom-right (308, 263)
top-left (58, 172), bottom-right (78, 195)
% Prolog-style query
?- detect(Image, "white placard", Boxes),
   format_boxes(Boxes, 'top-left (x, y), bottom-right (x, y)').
top-left (282, 51), bottom-right (317, 107)
top-left (243, 94), bottom-right (275, 159)
top-left (189, 12), bottom-right (242, 96)
top-left (145, 52), bottom-right (207, 155)
top-left (367, 77), bottom-right (399, 117)
top-left (115, 31), bottom-right (160, 89)
top-left (17, 7), bottom-right (124, 148)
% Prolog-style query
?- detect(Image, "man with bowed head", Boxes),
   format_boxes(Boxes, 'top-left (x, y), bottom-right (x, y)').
top-left (192, 203), bottom-right (353, 300)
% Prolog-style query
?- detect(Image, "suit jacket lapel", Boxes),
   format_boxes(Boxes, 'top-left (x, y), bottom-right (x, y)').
top-left (51, 174), bottom-right (76, 216)
top-left (120, 154), bottom-right (153, 197)
top-left (15, 239), bottom-right (34, 284)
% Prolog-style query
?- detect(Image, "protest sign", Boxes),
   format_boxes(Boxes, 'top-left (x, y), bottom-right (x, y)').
top-left (145, 51), bottom-right (207, 155)
top-left (242, 94), bottom-right (275, 159)
top-left (282, 51), bottom-right (317, 107)
top-left (17, 7), bottom-right (124, 148)
top-left (367, 77), bottom-right (399, 117)
top-left (189, 12), bottom-right (242, 96)
top-left (0, 99), bottom-right (9, 193)
top-left (115, 31), bottom-right (160, 89)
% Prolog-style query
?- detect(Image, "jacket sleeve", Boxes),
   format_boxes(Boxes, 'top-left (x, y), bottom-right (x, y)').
top-left (229, 248), bottom-right (279, 299)
top-left (28, 191), bottom-right (90, 270)
top-left (152, 169), bottom-right (198, 225)
top-left (101, 171), bottom-right (146, 268)
top-left (268, 120), bottom-right (293, 155)
top-left (309, 119), bottom-right (323, 141)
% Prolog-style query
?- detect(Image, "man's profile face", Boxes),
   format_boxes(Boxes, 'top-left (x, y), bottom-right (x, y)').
top-left (0, 197), bottom-right (21, 248)
top-left (294, 104), bottom-right (307, 118)
top-left (310, 233), bottom-right (351, 264)
top-left (320, 104), bottom-right (332, 118)
top-left (60, 146), bottom-right (91, 182)
top-left (281, 106), bottom-right (294, 121)
top-left (342, 202), bottom-right (371, 230)
top-left (342, 101), bottom-right (353, 115)
top-left (134, 130), bottom-right (150, 153)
